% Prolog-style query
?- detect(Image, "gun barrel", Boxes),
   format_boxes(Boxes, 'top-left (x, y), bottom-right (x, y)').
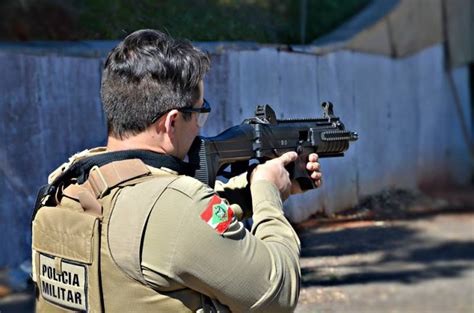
top-left (321, 130), bottom-right (358, 142)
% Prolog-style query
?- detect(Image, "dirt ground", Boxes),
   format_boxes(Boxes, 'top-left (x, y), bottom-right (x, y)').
top-left (0, 186), bottom-right (473, 313)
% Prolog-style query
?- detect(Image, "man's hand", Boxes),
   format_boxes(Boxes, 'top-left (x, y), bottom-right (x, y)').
top-left (290, 153), bottom-right (322, 195)
top-left (250, 152), bottom-right (298, 201)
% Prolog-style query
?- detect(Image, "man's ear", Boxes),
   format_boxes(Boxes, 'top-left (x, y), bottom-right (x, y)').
top-left (164, 109), bottom-right (179, 139)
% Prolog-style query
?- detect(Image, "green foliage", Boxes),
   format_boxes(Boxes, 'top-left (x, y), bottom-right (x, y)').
top-left (77, 0), bottom-right (289, 42)
top-left (0, 0), bottom-right (371, 43)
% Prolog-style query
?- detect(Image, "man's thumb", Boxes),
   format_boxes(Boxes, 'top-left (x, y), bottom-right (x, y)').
top-left (278, 151), bottom-right (298, 165)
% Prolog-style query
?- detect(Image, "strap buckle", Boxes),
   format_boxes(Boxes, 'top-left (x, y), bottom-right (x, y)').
top-left (88, 165), bottom-right (109, 198)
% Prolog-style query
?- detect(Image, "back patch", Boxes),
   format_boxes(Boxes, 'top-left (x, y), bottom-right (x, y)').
top-left (39, 253), bottom-right (88, 311)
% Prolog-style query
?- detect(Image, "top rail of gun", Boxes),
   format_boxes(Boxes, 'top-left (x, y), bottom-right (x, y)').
top-left (275, 117), bottom-right (339, 123)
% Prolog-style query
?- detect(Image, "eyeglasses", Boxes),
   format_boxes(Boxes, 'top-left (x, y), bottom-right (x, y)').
top-left (151, 99), bottom-right (211, 127)
top-left (178, 99), bottom-right (211, 127)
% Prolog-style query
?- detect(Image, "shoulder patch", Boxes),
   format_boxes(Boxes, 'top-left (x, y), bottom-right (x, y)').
top-left (200, 195), bottom-right (233, 234)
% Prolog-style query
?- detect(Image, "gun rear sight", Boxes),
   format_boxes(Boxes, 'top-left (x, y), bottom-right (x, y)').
top-left (255, 101), bottom-right (337, 121)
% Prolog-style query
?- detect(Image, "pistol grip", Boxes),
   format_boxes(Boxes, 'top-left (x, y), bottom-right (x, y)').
top-left (286, 156), bottom-right (316, 191)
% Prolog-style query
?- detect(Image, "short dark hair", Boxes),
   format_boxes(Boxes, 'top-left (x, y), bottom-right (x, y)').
top-left (101, 29), bottom-right (210, 139)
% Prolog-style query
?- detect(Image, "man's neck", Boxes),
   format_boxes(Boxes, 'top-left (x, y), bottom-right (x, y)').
top-left (106, 130), bottom-right (167, 154)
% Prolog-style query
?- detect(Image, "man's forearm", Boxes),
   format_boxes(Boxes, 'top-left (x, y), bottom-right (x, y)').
top-left (248, 180), bottom-right (301, 312)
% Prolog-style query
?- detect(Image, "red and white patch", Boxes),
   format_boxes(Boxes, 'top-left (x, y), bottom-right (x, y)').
top-left (200, 195), bottom-right (233, 234)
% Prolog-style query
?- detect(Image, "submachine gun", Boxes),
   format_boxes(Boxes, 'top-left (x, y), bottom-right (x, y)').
top-left (188, 102), bottom-right (359, 190)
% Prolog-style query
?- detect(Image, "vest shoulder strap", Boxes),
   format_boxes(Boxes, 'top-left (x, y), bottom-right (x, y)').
top-left (83, 158), bottom-right (151, 199)
top-left (60, 159), bottom-right (152, 216)
top-left (62, 159), bottom-right (154, 201)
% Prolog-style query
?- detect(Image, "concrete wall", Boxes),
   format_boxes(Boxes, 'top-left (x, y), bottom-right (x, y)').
top-left (0, 53), bottom-right (106, 267)
top-left (0, 43), bottom-right (471, 267)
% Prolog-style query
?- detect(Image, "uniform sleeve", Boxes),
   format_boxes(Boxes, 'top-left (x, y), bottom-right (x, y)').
top-left (214, 172), bottom-right (253, 220)
top-left (142, 176), bottom-right (301, 313)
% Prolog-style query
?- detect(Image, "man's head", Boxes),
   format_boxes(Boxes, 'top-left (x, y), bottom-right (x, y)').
top-left (101, 29), bottom-right (211, 140)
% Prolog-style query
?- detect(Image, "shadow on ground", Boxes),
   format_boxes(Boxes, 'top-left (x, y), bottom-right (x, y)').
top-left (298, 194), bottom-right (474, 288)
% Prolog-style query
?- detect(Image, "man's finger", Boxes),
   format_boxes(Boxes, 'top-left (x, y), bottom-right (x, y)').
top-left (308, 153), bottom-right (319, 162)
top-left (306, 162), bottom-right (320, 171)
top-left (278, 151), bottom-right (298, 165)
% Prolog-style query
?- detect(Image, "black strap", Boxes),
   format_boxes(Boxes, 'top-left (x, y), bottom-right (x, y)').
top-left (32, 150), bottom-right (197, 222)
top-left (55, 149), bottom-right (196, 185)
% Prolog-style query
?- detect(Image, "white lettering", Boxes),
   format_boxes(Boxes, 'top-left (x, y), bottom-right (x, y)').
top-left (39, 254), bottom-right (87, 311)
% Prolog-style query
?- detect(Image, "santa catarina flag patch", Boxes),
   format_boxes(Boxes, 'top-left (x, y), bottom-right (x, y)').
top-left (200, 195), bottom-right (233, 234)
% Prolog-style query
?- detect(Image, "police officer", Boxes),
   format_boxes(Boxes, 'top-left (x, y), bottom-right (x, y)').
top-left (33, 29), bottom-right (322, 312)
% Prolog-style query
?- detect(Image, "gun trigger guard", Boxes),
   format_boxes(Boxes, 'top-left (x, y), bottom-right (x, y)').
top-left (296, 145), bottom-right (304, 154)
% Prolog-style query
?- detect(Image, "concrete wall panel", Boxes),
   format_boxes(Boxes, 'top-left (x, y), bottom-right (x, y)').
top-left (277, 52), bottom-right (318, 118)
top-left (0, 53), bottom-right (105, 267)
top-left (386, 50), bottom-right (420, 189)
top-left (202, 54), bottom-right (231, 136)
top-left (446, 66), bottom-right (472, 185)
top-left (416, 46), bottom-right (452, 188)
top-left (232, 49), bottom-right (281, 121)
top-left (352, 52), bottom-right (394, 196)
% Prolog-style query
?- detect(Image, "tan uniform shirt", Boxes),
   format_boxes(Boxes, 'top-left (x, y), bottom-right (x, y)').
top-left (131, 168), bottom-right (301, 312)
top-left (39, 147), bottom-right (301, 312)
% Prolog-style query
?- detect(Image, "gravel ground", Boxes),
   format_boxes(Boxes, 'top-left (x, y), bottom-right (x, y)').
top-left (1, 187), bottom-right (473, 313)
